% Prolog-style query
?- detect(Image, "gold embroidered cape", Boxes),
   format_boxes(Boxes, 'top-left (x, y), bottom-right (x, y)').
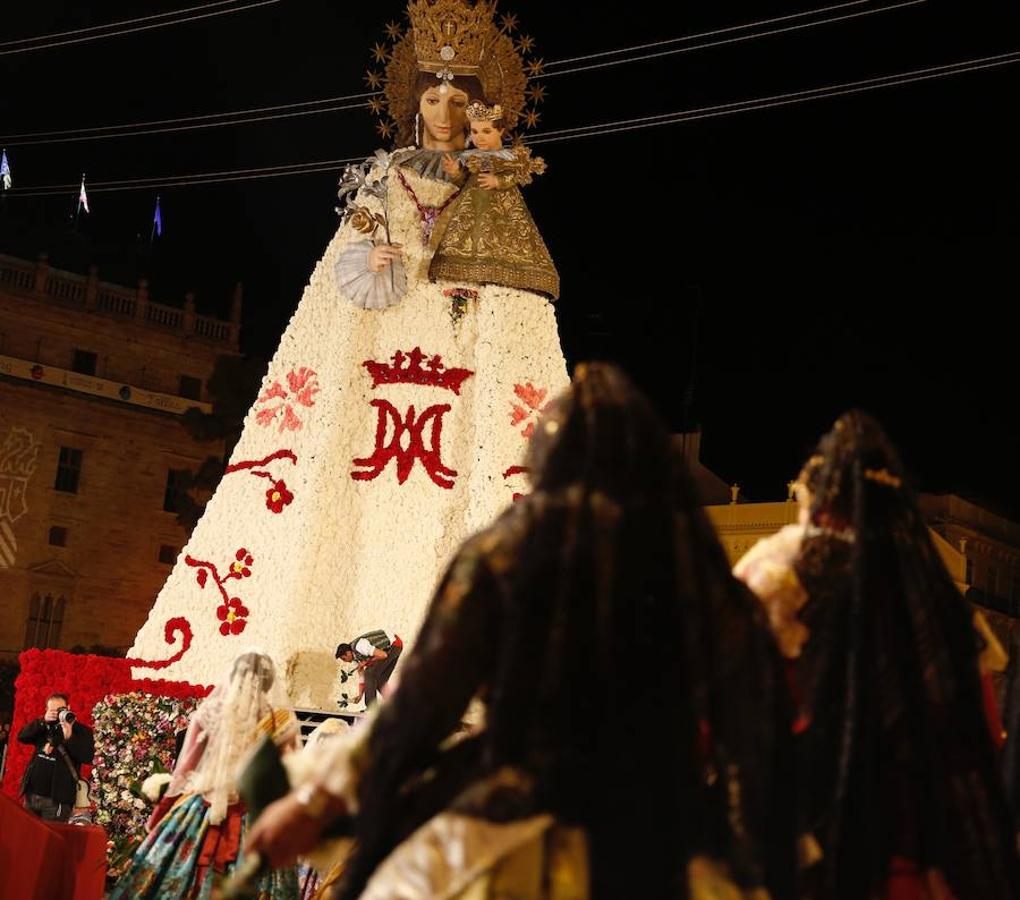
top-left (429, 147), bottom-right (560, 300)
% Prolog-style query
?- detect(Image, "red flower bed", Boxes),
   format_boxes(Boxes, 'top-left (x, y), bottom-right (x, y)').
top-left (2, 635), bottom-right (211, 798)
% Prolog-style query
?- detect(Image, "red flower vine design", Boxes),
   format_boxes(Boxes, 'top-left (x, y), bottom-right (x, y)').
top-left (185, 549), bottom-right (255, 635)
top-left (510, 382), bottom-right (549, 439)
top-left (502, 465), bottom-right (531, 502)
top-left (224, 449), bottom-right (298, 514)
top-left (266, 482), bottom-right (294, 513)
top-left (255, 368), bottom-right (320, 433)
top-left (126, 617), bottom-right (195, 670)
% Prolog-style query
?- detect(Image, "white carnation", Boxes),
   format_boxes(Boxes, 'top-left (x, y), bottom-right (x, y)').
top-left (140, 772), bottom-right (173, 803)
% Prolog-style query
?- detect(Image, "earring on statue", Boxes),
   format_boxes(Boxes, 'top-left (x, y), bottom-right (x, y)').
top-left (414, 113), bottom-right (422, 148)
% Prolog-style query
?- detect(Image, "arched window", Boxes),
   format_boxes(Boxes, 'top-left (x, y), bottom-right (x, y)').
top-left (23, 593), bottom-right (66, 649)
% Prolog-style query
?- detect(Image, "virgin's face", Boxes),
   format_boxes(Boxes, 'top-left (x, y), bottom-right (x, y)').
top-left (418, 86), bottom-right (469, 150)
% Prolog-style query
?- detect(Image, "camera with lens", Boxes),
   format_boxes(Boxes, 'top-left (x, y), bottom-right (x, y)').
top-left (47, 707), bottom-right (75, 730)
top-left (44, 707), bottom-right (75, 741)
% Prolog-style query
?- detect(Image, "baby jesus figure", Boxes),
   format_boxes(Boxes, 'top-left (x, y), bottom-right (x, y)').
top-left (429, 101), bottom-right (560, 300)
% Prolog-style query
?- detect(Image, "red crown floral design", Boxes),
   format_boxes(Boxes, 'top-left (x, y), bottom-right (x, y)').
top-left (362, 347), bottom-right (474, 395)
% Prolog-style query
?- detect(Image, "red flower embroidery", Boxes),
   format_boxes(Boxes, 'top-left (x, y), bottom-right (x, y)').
top-left (186, 551), bottom-right (255, 636)
top-left (217, 598), bottom-right (249, 635)
top-left (510, 382), bottom-right (549, 439)
top-left (230, 548), bottom-right (254, 577)
top-left (265, 480), bottom-right (294, 513)
top-left (255, 368), bottom-right (320, 433)
top-left (224, 450), bottom-right (298, 515)
top-left (502, 465), bottom-right (531, 502)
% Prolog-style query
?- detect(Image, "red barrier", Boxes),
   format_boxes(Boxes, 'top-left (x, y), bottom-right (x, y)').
top-left (0, 790), bottom-right (72, 899)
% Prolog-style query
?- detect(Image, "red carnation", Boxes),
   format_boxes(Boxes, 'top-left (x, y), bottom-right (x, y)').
top-left (215, 597), bottom-right (249, 636)
top-left (265, 480), bottom-right (294, 514)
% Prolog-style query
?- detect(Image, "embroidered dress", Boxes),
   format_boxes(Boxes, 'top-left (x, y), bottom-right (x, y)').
top-left (109, 792), bottom-right (298, 899)
top-left (110, 691), bottom-right (300, 900)
top-left (429, 146), bottom-right (559, 299)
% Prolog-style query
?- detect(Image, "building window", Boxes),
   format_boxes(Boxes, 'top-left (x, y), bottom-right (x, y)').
top-left (71, 349), bottom-right (97, 376)
top-left (178, 375), bottom-right (202, 401)
top-left (54, 447), bottom-right (83, 493)
top-left (987, 566), bottom-right (999, 596)
top-left (23, 593), bottom-right (66, 649)
top-left (158, 544), bottom-right (178, 564)
top-left (163, 469), bottom-right (182, 513)
top-left (965, 558), bottom-right (974, 586)
top-left (48, 526), bottom-right (68, 547)
top-left (1012, 574), bottom-right (1020, 604)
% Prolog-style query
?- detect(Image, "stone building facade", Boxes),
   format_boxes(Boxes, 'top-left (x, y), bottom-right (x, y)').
top-left (0, 252), bottom-right (240, 661)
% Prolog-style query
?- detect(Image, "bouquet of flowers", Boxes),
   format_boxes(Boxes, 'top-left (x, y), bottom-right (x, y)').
top-left (91, 692), bottom-right (199, 872)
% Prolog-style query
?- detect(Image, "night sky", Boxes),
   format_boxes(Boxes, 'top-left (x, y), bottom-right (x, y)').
top-left (2, 1), bottom-right (1018, 510)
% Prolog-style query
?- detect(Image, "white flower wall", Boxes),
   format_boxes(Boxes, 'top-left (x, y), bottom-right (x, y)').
top-left (130, 163), bottom-right (568, 708)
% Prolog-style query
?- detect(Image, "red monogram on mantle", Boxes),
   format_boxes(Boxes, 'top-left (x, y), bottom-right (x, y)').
top-left (363, 347), bottom-right (474, 395)
top-left (352, 400), bottom-right (457, 489)
top-left (353, 349), bottom-right (474, 489)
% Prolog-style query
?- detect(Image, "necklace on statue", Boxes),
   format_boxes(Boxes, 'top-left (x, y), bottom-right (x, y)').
top-left (396, 169), bottom-right (460, 244)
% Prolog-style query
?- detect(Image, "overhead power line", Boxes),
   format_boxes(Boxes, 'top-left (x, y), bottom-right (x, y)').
top-left (0, 92), bottom-right (378, 142)
top-left (1, 1), bottom-right (920, 145)
top-left (543, 0), bottom-right (873, 67)
top-left (10, 157), bottom-right (366, 196)
top-left (525, 50), bottom-right (1020, 144)
top-left (0, 0), bottom-right (283, 56)
top-left (1, 100), bottom-right (373, 146)
top-left (540, 0), bottom-right (926, 79)
top-left (9, 50), bottom-right (1016, 199)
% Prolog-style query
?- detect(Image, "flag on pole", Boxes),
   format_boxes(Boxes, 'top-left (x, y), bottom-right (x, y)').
top-left (152, 195), bottom-right (163, 238)
top-left (0, 149), bottom-right (11, 191)
top-left (77, 174), bottom-right (90, 214)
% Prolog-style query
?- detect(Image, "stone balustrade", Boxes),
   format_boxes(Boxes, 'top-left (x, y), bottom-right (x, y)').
top-left (0, 252), bottom-right (240, 348)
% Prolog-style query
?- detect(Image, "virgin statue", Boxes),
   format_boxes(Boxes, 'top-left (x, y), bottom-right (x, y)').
top-left (128, 0), bottom-right (569, 711)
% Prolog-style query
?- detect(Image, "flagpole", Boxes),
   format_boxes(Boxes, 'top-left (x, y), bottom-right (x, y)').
top-left (0, 148), bottom-right (9, 211)
top-left (74, 172), bottom-right (84, 227)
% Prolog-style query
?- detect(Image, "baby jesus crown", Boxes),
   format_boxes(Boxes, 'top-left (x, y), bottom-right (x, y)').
top-left (466, 101), bottom-right (503, 121)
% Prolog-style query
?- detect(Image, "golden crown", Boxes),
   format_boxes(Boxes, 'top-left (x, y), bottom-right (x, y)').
top-left (368, 2), bottom-right (544, 144)
top-left (408, 0), bottom-right (496, 79)
top-left (466, 101), bottom-right (503, 121)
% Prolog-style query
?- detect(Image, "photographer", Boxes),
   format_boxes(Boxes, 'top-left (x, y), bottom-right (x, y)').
top-left (17, 692), bottom-right (94, 821)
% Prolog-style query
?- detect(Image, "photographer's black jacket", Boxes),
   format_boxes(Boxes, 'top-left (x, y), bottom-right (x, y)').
top-left (17, 718), bottom-right (95, 805)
